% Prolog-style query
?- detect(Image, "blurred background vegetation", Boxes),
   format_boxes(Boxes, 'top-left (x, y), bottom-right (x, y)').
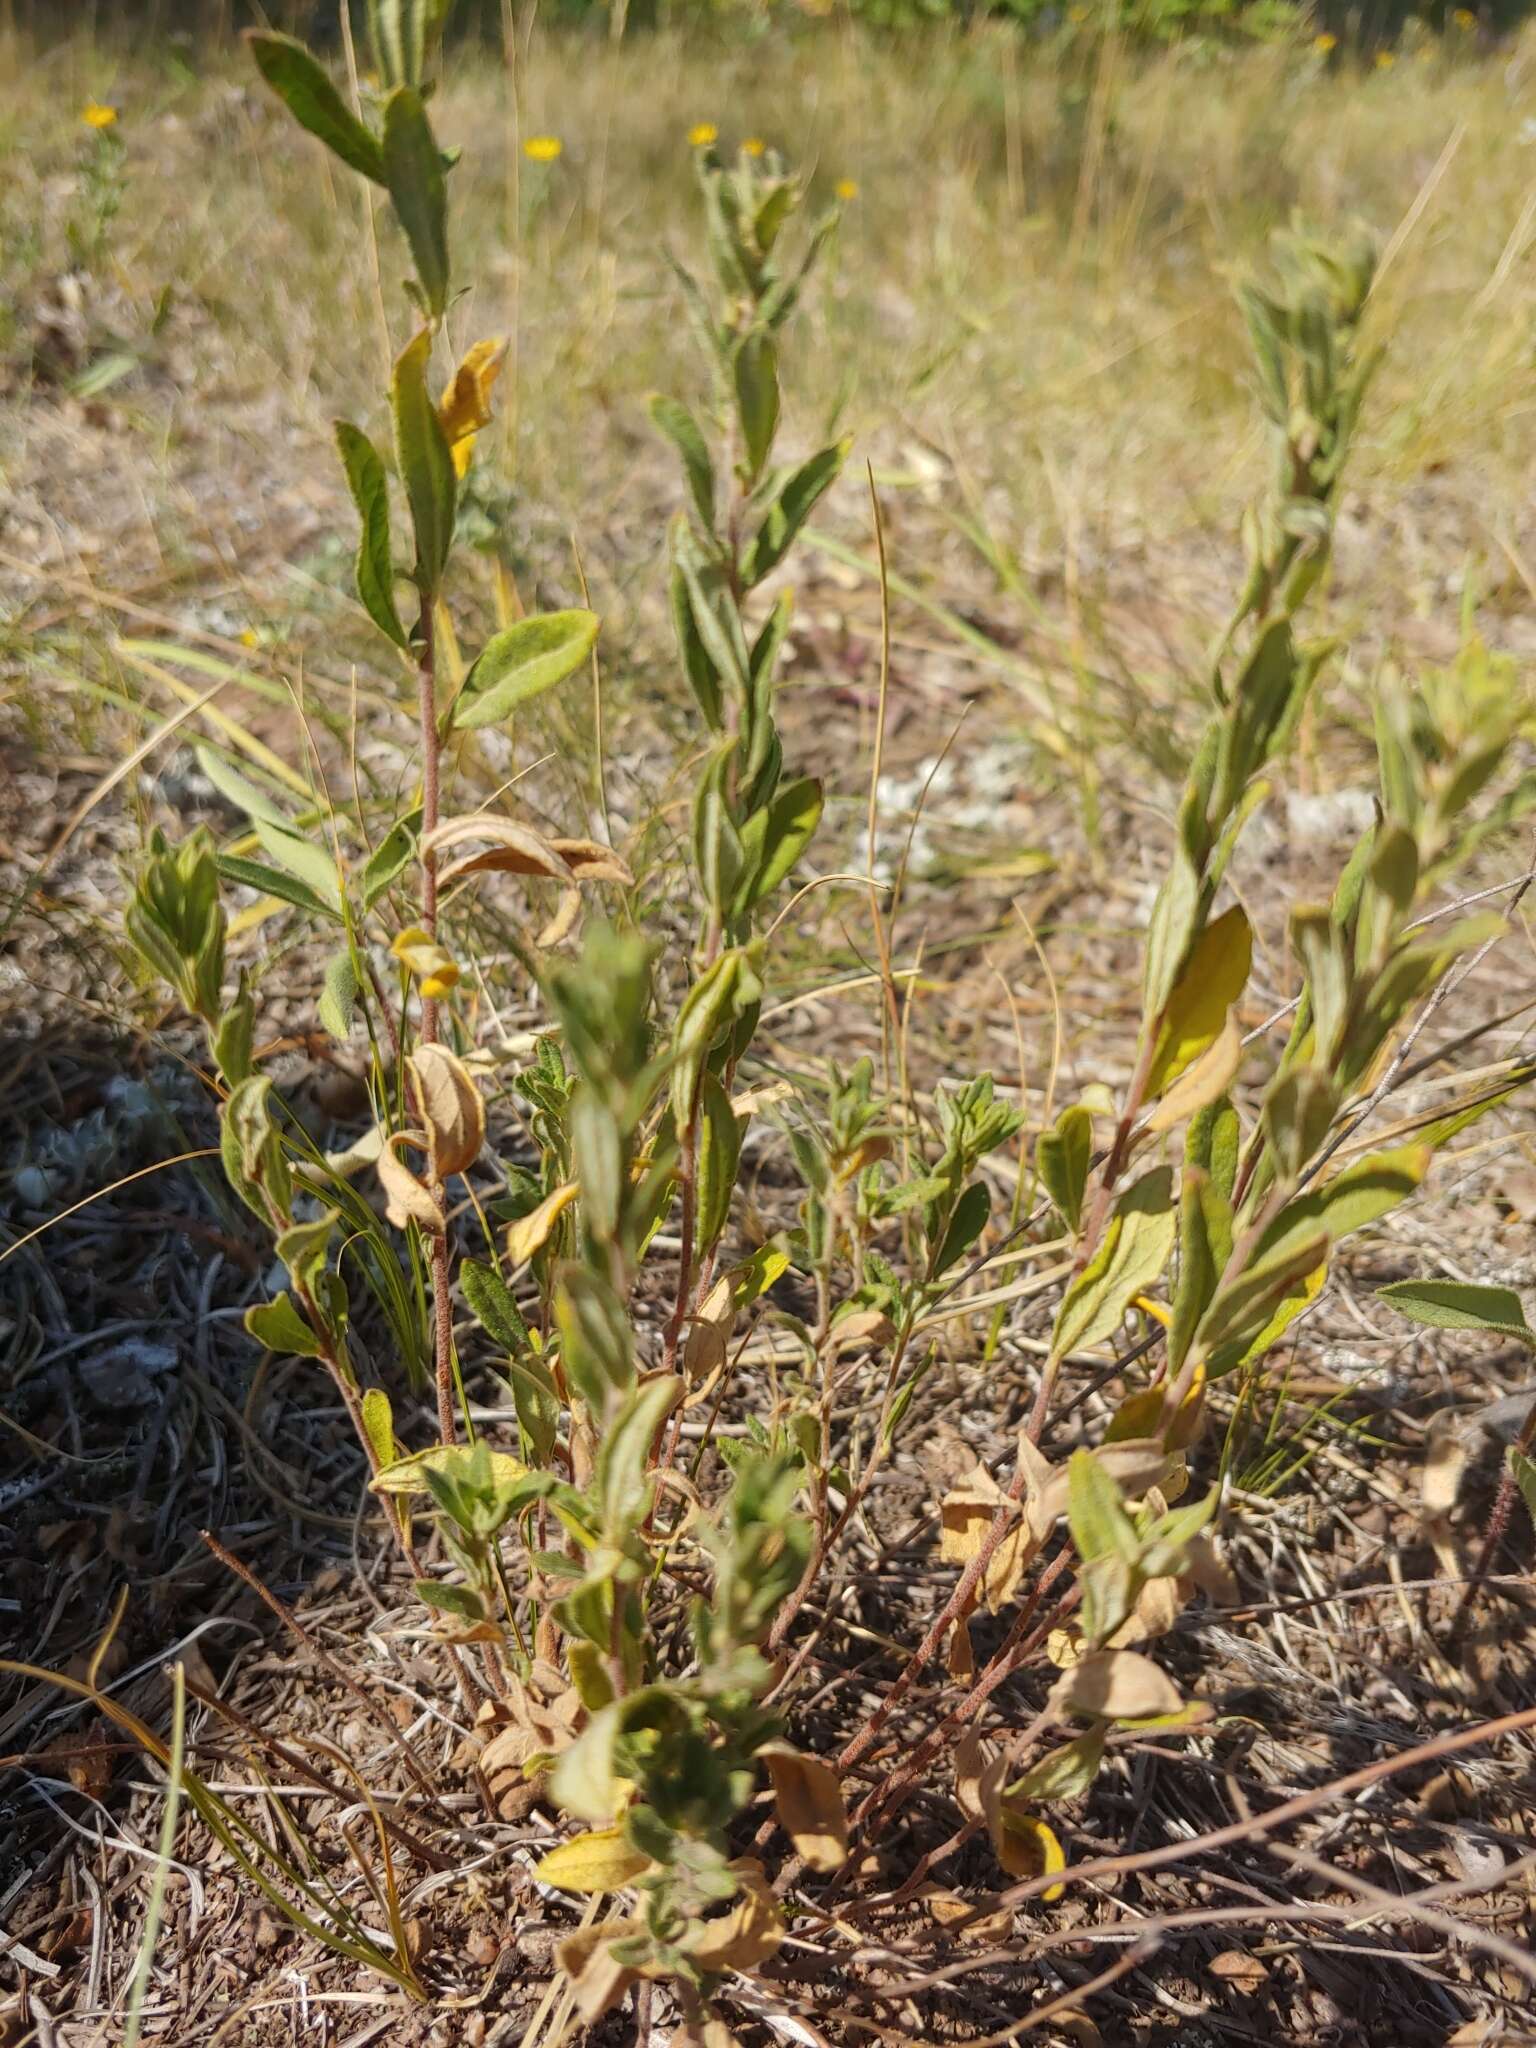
top-left (10, 0), bottom-right (1532, 51)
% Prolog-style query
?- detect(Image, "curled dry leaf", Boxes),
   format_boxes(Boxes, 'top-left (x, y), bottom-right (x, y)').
top-left (377, 1130), bottom-right (444, 1232)
top-left (407, 1043), bottom-right (485, 1179)
top-left (438, 336), bottom-right (508, 478)
top-left (1422, 1408), bottom-right (1469, 1581)
top-left (549, 836), bottom-right (633, 885)
top-left (919, 1887), bottom-right (1014, 1944)
top-left (939, 1466), bottom-right (1040, 1613)
top-left (1105, 1573), bottom-right (1183, 1648)
top-left (506, 1181), bottom-right (579, 1265)
top-left (429, 815), bottom-right (571, 884)
top-left (685, 1860), bottom-right (784, 1972)
top-left (829, 1308), bottom-right (896, 1354)
top-left (428, 816), bottom-right (635, 892)
top-left (684, 1270), bottom-right (736, 1384)
top-left (1049, 1647), bottom-right (1184, 1723)
top-left (536, 885), bottom-right (582, 951)
top-left (556, 1922), bottom-right (644, 2024)
top-left (761, 1742), bottom-right (848, 1871)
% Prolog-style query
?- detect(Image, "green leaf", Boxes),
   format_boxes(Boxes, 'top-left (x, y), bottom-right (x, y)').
top-left (452, 610), bottom-right (599, 730)
top-left (245, 1291), bottom-right (322, 1357)
top-left (318, 949), bottom-right (359, 1039)
top-left (1168, 1166), bottom-right (1230, 1373)
top-left (651, 395), bottom-right (716, 532)
top-left (742, 438), bottom-right (849, 587)
top-left (195, 746), bottom-right (290, 828)
top-left (335, 421), bottom-right (408, 649)
top-left (1066, 1450), bottom-right (1139, 1566)
top-left (1197, 1231), bottom-right (1329, 1362)
top-left (381, 87), bottom-right (449, 319)
top-left (277, 1210), bottom-right (336, 1295)
top-left (735, 776), bottom-right (823, 915)
top-left (361, 811), bottom-right (419, 911)
top-left (1257, 1146), bottom-right (1428, 1268)
top-left (675, 526), bottom-right (751, 700)
top-left (669, 549), bottom-right (724, 731)
top-left (252, 818), bottom-right (343, 912)
top-left (246, 31), bottom-right (386, 185)
top-left (554, 1264), bottom-right (635, 1414)
top-left (1377, 1280), bottom-right (1535, 1342)
top-left (695, 1071), bottom-right (742, 1251)
top-left (1038, 1103), bottom-right (1092, 1234)
top-left (1052, 1167), bottom-right (1177, 1360)
top-left (391, 328), bottom-right (456, 596)
top-left (1008, 1730), bottom-right (1105, 1804)
top-left (1510, 1447), bottom-right (1536, 1526)
top-left (416, 1579), bottom-right (488, 1620)
top-left (733, 329), bottom-right (780, 483)
top-left (596, 1374), bottom-right (682, 1540)
top-left (216, 854), bottom-right (342, 924)
top-left (461, 1256), bottom-right (530, 1351)
top-left (934, 1180), bottom-right (990, 1277)
top-left (361, 1386), bottom-right (396, 1470)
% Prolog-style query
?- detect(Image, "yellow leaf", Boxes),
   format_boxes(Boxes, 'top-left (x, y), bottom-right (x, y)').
top-left (1145, 1009), bottom-right (1244, 1132)
top-left (534, 1827), bottom-right (651, 1894)
top-left (506, 1181), bottom-right (579, 1266)
top-left (761, 1744), bottom-right (848, 1872)
top-left (996, 1806), bottom-right (1066, 1898)
top-left (438, 338), bottom-right (508, 479)
top-left (1147, 906), bottom-right (1252, 1098)
top-left (407, 1044), bottom-right (485, 1179)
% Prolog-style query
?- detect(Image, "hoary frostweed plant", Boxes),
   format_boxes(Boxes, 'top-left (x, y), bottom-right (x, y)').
top-left (117, 13), bottom-right (1536, 2024)
top-left (125, 12), bottom-right (859, 2024)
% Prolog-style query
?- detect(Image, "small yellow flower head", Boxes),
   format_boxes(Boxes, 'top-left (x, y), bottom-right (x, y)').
top-left (391, 926), bottom-right (461, 998)
top-left (835, 177), bottom-right (859, 203)
top-left (1375, 46), bottom-right (1395, 67)
top-left (523, 134), bottom-right (562, 163)
top-left (1312, 30), bottom-right (1337, 52)
top-left (1454, 7), bottom-right (1477, 26)
top-left (742, 137), bottom-right (766, 158)
top-left (688, 122), bottom-right (718, 148)
top-left (82, 101), bottom-right (118, 129)
top-left (238, 629), bottom-right (259, 649)
top-left (1067, 3), bottom-right (1089, 19)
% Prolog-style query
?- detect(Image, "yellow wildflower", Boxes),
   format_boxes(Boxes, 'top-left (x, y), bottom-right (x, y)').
top-left (1453, 7), bottom-right (1476, 26)
top-left (688, 122), bottom-right (718, 148)
top-left (438, 337), bottom-right (509, 480)
top-left (523, 134), bottom-right (562, 163)
top-left (82, 101), bottom-right (118, 129)
top-left (835, 178), bottom-right (859, 203)
top-left (1068, 4), bottom-right (1089, 20)
top-left (391, 926), bottom-right (461, 999)
top-left (1375, 47), bottom-right (1395, 66)
top-left (1312, 30), bottom-right (1337, 52)
top-left (743, 137), bottom-right (766, 158)
top-left (238, 629), bottom-right (259, 649)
